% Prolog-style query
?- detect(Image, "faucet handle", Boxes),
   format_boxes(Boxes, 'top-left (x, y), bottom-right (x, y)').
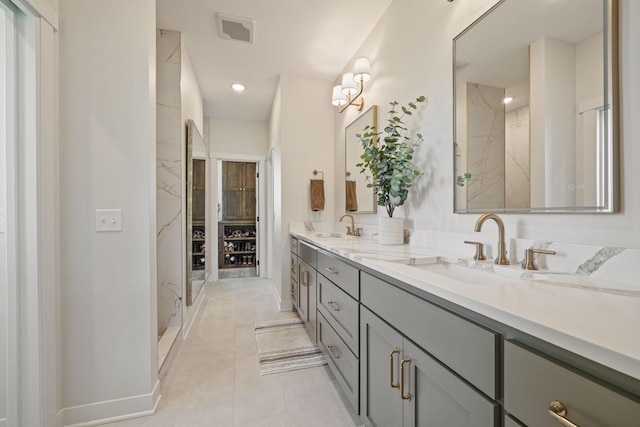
top-left (345, 226), bottom-right (354, 235)
top-left (521, 248), bottom-right (556, 270)
top-left (464, 240), bottom-right (486, 261)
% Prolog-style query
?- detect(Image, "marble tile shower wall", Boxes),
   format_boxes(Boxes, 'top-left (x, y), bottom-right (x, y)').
top-left (505, 106), bottom-right (530, 208)
top-left (157, 29), bottom-right (183, 337)
top-left (467, 83), bottom-right (506, 209)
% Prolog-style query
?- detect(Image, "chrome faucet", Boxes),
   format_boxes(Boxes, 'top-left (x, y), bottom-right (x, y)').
top-left (339, 214), bottom-right (361, 236)
top-left (474, 213), bottom-right (509, 265)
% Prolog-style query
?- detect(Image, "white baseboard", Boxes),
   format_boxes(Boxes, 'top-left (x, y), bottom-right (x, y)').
top-left (183, 286), bottom-right (206, 340)
top-left (62, 380), bottom-right (161, 427)
top-left (0, 417), bottom-right (6, 427)
top-left (272, 283), bottom-right (293, 311)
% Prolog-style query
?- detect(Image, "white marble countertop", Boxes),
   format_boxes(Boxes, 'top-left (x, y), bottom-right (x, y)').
top-left (291, 231), bottom-right (640, 383)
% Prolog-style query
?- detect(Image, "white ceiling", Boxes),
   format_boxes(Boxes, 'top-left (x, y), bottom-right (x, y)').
top-left (156, 0), bottom-right (393, 122)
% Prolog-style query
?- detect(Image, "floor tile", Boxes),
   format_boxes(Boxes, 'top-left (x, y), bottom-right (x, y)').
top-left (97, 277), bottom-right (358, 426)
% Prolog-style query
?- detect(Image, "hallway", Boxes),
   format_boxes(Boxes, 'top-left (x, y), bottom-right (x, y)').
top-left (103, 278), bottom-right (357, 426)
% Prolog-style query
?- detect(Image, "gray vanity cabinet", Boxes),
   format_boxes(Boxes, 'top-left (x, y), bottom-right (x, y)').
top-left (297, 241), bottom-right (318, 342)
top-left (360, 306), bottom-right (403, 427)
top-left (290, 238), bottom-right (298, 307)
top-left (504, 341), bottom-right (640, 427)
top-left (361, 307), bottom-right (498, 427)
top-left (503, 415), bottom-right (522, 427)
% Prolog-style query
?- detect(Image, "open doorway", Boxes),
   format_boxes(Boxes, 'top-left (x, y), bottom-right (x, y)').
top-left (218, 160), bottom-right (259, 279)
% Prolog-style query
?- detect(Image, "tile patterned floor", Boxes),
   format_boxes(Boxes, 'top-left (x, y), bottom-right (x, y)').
top-left (101, 277), bottom-right (357, 427)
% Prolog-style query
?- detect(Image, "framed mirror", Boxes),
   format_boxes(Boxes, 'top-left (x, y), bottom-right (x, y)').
top-left (345, 105), bottom-right (377, 213)
top-left (186, 119), bottom-right (208, 306)
top-left (453, 0), bottom-right (618, 213)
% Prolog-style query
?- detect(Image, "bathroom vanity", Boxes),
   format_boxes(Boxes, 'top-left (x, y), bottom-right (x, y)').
top-left (289, 231), bottom-right (640, 427)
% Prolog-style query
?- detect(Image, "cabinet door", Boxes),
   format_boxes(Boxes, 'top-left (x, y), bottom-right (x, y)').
top-left (222, 161), bottom-right (256, 220)
top-left (290, 254), bottom-right (298, 308)
top-left (298, 260), bottom-right (312, 323)
top-left (361, 307), bottom-right (403, 427)
top-left (402, 339), bottom-right (499, 427)
top-left (308, 266), bottom-right (317, 343)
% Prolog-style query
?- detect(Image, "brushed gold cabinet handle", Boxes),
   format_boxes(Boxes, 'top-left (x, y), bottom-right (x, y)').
top-left (327, 300), bottom-right (341, 311)
top-left (325, 266), bottom-right (339, 275)
top-left (400, 357), bottom-right (412, 400)
top-left (300, 268), bottom-right (309, 286)
top-left (327, 344), bottom-right (341, 359)
top-left (389, 348), bottom-right (400, 389)
top-left (548, 401), bottom-right (580, 427)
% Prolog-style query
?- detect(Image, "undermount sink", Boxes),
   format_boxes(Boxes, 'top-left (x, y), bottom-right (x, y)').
top-left (311, 232), bottom-right (344, 239)
top-left (409, 261), bottom-right (519, 286)
top-left (350, 249), bottom-right (518, 286)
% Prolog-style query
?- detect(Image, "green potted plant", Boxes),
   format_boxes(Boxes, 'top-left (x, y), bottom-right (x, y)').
top-left (356, 96), bottom-right (426, 244)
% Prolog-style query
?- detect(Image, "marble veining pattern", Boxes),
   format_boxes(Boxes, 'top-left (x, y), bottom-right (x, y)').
top-left (505, 106), bottom-right (530, 208)
top-left (466, 83), bottom-right (506, 209)
top-left (576, 246), bottom-right (625, 276)
top-left (157, 29), bottom-right (183, 338)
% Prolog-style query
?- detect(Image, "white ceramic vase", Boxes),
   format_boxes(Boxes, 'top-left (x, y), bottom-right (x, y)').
top-left (378, 216), bottom-right (404, 245)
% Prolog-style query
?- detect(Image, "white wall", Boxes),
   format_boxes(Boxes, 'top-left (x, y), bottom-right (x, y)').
top-left (271, 75), bottom-right (334, 308)
top-left (181, 42), bottom-right (204, 155)
top-left (210, 117), bottom-right (268, 156)
top-left (178, 38), bottom-right (205, 337)
top-left (333, 0), bottom-right (640, 248)
top-left (58, 0), bottom-right (158, 424)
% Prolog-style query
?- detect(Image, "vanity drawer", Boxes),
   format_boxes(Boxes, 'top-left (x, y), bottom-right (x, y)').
top-left (318, 312), bottom-right (359, 412)
top-left (360, 272), bottom-right (499, 399)
top-left (317, 274), bottom-right (359, 357)
top-left (298, 241), bottom-right (316, 268)
top-left (317, 251), bottom-right (359, 299)
top-left (504, 341), bottom-right (640, 427)
top-left (289, 236), bottom-right (298, 255)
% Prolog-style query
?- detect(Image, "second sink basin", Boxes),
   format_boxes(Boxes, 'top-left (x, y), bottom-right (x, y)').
top-left (403, 260), bottom-right (521, 286)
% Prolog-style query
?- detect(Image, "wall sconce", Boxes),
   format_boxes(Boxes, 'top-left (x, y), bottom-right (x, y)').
top-left (331, 57), bottom-right (372, 113)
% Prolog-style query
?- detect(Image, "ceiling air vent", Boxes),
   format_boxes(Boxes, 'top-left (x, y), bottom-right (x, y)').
top-left (215, 13), bottom-right (255, 44)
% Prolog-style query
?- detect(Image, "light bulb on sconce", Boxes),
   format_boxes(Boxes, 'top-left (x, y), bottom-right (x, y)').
top-left (331, 57), bottom-right (371, 113)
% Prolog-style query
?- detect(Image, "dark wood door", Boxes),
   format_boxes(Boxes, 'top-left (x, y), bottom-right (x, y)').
top-left (222, 161), bottom-right (256, 220)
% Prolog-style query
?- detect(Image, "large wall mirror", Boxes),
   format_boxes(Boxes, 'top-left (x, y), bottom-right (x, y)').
top-left (453, 0), bottom-right (618, 213)
top-left (345, 105), bottom-right (377, 213)
top-left (186, 119), bottom-right (208, 306)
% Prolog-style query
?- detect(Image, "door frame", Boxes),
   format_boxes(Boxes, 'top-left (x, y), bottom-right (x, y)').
top-left (212, 153), bottom-right (267, 280)
top-left (3, 1), bottom-right (60, 425)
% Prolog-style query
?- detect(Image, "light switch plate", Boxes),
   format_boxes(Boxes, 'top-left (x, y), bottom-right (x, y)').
top-left (95, 209), bottom-right (123, 232)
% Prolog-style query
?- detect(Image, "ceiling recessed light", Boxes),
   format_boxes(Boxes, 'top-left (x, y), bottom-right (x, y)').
top-left (231, 83), bottom-right (246, 92)
top-left (503, 97), bottom-right (514, 104)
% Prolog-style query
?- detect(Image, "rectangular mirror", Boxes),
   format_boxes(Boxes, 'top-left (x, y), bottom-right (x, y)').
top-left (453, 0), bottom-right (618, 213)
top-left (186, 119), bottom-right (208, 306)
top-left (345, 105), bottom-right (377, 213)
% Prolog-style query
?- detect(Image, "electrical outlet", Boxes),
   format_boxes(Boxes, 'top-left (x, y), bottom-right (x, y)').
top-left (95, 209), bottom-right (123, 232)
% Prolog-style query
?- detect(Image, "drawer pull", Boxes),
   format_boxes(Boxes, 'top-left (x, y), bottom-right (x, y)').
top-left (327, 300), bottom-right (341, 311)
top-left (325, 266), bottom-right (339, 275)
top-left (389, 348), bottom-right (400, 389)
top-left (327, 344), bottom-right (341, 359)
top-left (400, 357), bottom-right (412, 400)
top-left (548, 401), bottom-right (580, 427)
